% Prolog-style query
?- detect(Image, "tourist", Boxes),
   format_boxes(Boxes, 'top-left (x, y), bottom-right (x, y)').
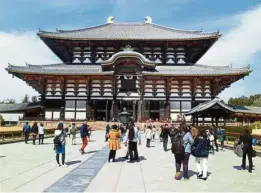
top-left (172, 125), bottom-right (194, 181)
top-left (105, 124), bottom-right (110, 142)
top-left (159, 125), bottom-right (163, 142)
top-left (31, 122), bottom-right (38, 145)
top-left (193, 129), bottom-right (210, 181)
top-left (107, 124), bottom-right (121, 162)
top-left (237, 128), bottom-right (253, 173)
top-left (119, 125), bottom-right (125, 142)
top-left (162, 124), bottom-right (170, 151)
top-left (54, 122), bottom-right (67, 167)
top-left (145, 125), bottom-right (153, 147)
top-left (70, 123), bottom-right (77, 145)
top-left (80, 121), bottom-right (89, 154)
top-left (211, 125), bottom-right (219, 152)
top-left (38, 123), bottom-right (45, 144)
top-left (88, 125), bottom-right (92, 140)
top-left (124, 121), bottom-right (140, 162)
top-left (67, 124), bottom-right (72, 138)
top-left (152, 125), bottom-right (156, 140)
top-left (219, 127), bottom-right (226, 151)
top-left (137, 126), bottom-right (142, 145)
top-left (207, 130), bottom-right (215, 154)
top-left (23, 122), bottom-right (30, 144)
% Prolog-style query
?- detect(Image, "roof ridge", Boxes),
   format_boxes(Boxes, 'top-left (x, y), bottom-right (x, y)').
top-left (151, 23), bottom-right (219, 35)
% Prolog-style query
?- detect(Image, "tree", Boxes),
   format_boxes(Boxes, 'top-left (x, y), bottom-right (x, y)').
top-left (253, 97), bottom-right (261, 107)
top-left (0, 114), bottom-right (4, 126)
top-left (22, 94), bottom-right (29, 103)
top-left (31, 96), bottom-right (38, 103)
top-left (0, 99), bottom-right (16, 104)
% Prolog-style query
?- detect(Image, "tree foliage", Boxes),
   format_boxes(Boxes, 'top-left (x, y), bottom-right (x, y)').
top-left (22, 94), bottom-right (29, 103)
top-left (31, 96), bottom-right (38, 103)
top-left (228, 94), bottom-right (261, 107)
top-left (0, 99), bottom-right (16, 104)
top-left (0, 114), bottom-right (4, 125)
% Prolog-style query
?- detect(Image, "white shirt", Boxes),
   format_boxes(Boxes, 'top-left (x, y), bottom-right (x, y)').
top-left (39, 126), bottom-right (45, 134)
top-left (145, 129), bottom-right (152, 139)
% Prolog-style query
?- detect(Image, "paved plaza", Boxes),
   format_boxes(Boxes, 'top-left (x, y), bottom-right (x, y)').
top-left (0, 131), bottom-right (261, 192)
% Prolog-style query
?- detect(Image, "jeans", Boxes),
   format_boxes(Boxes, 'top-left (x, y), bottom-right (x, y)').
top-left (242, 149), bottom-right (253, 171)
top-left (146, 139), bottom-right (151, 147)
top-left (39, 134), bottom-right (44, 144)
top-left (196, 157), bottom-right (208, 178)
top-left (32, 134), bottom-right (37, 145)
top-left (163, 137), bottom-right (168, 151)
top-left (174, 153), bottom-right (190, 178)
top-left (128, 141), bottom-right (139, 161)
top-left (24, 132), bottom-right (29, 143)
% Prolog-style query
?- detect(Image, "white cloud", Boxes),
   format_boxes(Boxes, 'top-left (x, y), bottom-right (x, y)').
top-left (0, 32), bottom-right (59, 102)
top-left (198, 5), bottom-right (261, 101)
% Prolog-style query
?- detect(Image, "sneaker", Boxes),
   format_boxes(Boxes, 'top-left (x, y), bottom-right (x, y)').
top-left (197, 172), bottom-right (203, 179)
top-left (202, 177), bottom-right (207, 181)
top-left (57, 164), bottom-right (61, 167)
top-left (61, 164), bottom-right (68, 168)
top-left (174, 172), bottom-right (181, 180)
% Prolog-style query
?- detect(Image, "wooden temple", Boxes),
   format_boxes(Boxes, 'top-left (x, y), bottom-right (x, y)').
top-left (6, 16), bottom-right (251, 122)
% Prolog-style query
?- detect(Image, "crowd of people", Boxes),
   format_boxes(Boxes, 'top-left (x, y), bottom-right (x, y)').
top-left (22, 120), bottom-right (255, 176)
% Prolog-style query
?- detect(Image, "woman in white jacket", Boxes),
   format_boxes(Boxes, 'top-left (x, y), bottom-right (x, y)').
top-left (145, 126), bottom-right (153, 148)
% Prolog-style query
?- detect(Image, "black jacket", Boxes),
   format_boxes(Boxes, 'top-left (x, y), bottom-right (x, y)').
top-left (31, 125), bottom-right (38, 134)
top-left (238, 133), bottom-right (253, 152)
top-left (162, 127), bottom-right (170, 138)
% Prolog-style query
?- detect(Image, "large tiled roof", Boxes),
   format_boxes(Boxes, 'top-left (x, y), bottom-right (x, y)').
top-left (6, 63), bottom-right (250, 76)
top-left (38, 23), bottom-right (220, 40)
top-left (0, 103), bottom-right (41, 113)
top-left (185, 99), bottom-right (261, 115)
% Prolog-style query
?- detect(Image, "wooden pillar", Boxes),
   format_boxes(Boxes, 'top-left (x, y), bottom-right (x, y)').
top-left (243, 114), bottom-right (245, 126)
top-left (60, 79), bottom-right (65, 121)
top-left (196, 115), bottom-right (199, 126)
top-left (40, 93), bottom-right (45, 120)
top-left (138, 100), bottom-right (143, 122)
top-left (202, 116), bottom-right (205, 126)
top-left (106, 100), bottom-right (109, 122)
top-left (133, 100), bottom-right (137, 122)
top-left (86, 101), bottom-right (92, 121)
top-left (215, 117), bottom-right (219, 126)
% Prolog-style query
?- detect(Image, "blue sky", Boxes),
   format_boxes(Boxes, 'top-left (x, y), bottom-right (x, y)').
top-left (0, 0), bottom-right (261, 102)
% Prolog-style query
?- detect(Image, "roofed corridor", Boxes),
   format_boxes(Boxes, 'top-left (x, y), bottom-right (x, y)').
top-left (0, 130), bottom-right (260, 192)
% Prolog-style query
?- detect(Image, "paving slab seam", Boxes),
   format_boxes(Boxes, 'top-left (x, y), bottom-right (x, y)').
top-left (10, 146), bottom-right (100, 192)
top-left (44, 146), bottom-right (109, 192)
top-left (113, 152), bottom-right (127, 192)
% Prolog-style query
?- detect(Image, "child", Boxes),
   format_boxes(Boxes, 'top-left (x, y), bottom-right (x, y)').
top-left (70, 123), bottom-right (77, 145)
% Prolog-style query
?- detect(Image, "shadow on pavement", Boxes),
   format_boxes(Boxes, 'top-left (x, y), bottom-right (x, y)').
top-left (188, 170), bottom-right (212, 178)
top-left (0, 156), bottom-right (6, 158)
top-left (66, 160), bottom-right (81, 166)
top-left (85, 150), bottom-right (99, 154)
top-left (233, 165), bottom-right (255, 171)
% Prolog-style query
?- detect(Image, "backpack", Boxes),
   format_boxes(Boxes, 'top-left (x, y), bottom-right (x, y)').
top-left (171, 132), bottom-right (185, 155)
top-left (192, 138), bottom-right (209, 157)
top-left (53, 135), bottom-right (62, 147)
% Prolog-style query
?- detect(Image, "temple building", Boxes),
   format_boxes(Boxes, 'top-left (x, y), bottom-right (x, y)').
top-left (5, 16), bottom-right (251, 122)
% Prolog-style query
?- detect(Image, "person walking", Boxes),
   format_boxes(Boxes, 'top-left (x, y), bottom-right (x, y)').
top-left (211, 126), bottom-right (219, 152)
top-left (80, 121), bottom-right (89, 154)
top-left (54, 122), bottom-right (67, 167)
top-left (145, 126), bottom-right (153, 147)
top-left (152, 125), bottom-right (156, 141)
top-left (162, 124), bottom-right (170, 151)
top-left (105, 124), bottom-right (110, 142)
top-left (70, 123), bottom-right (77, 145)
top-left (219, 127), bottom-right (226, 151)
top-left (107, 124), bottom-right (121, 162)
top-left (193, 129), bottom-right (210, 181)
top-left (238, 128), bottom-right (253, 173)
top-left (38, 123), bottom-right (45, 144)
top-left (67, 124), bottom-right (72, 138)
top-left (31, 122), bottom-right (38, 145)
top-left (171, 125), bottom-right (194, 181)
top-left (207, 130), bottom-right (215, 154)
top-left (124, 121), bottom-right (140, 162)
top-left (23, 122), bottom-right (30, 144)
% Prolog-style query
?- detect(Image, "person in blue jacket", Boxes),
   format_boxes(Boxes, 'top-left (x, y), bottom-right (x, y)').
top-left (23, 122), bottom-right (31, 144)
top-left (80, 121), bottom-right (89, 154)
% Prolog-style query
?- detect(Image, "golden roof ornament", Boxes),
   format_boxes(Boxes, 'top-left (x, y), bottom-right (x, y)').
top-left (107, 16), bottom-right (114, 23)
top-left (145, 16), bottom-right (152, 24)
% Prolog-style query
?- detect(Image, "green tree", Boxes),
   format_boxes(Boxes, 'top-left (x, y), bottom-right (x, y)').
top-left (22, 94), bottom-right (29, 103)
top-left (253, 97), bottom-right (261, 107)
top-left (0, 114), bottom-right (4, 126)
top-left (0, 99), bottom-right (16, 104)
top-left (31, 96), bottom-right (38, 103)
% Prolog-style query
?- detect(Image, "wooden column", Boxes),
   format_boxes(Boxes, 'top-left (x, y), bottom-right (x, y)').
top-left (86, 101), bottom-right (92, 121)
top-left (133, 100), bottom-right (137, 122)
top-left (196, 115), bottom-right (199, 126)
top-left (138, 100), bottom-right (143, 122)
top-left (60, 79), bottom-right (65, 121)
top-left (106, 100), bottom-right (109, 122)
top-left (243, 114), bottom-right (245, 126)
top-left (39, 78), bottom-right (46, 120)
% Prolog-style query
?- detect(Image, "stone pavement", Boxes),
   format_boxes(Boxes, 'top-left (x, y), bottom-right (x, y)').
top-left (1, 132), bottom-right (261, 192)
